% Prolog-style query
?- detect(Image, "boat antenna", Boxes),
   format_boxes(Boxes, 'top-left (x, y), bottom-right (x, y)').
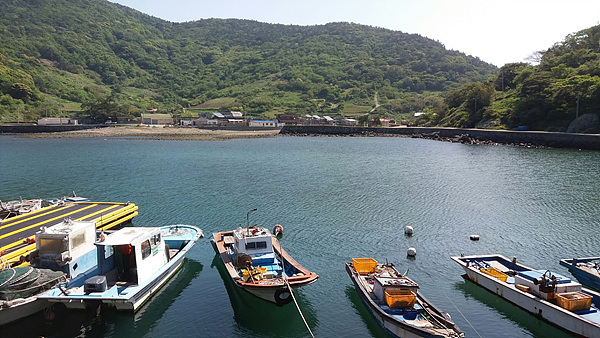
top-left (246, 208), bottom-right (257, 228)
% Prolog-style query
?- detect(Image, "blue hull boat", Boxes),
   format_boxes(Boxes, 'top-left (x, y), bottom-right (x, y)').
top-left (560, 257), bottom-right (600, 291)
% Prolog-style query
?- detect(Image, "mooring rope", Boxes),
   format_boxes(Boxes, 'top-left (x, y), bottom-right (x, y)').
top-left (444, 292), bottom-right (482, 338)
top-left (276, 236), bottom-right (315, 338)
top-left (283, 277), bottom-right (314, 338)
top-left (423, 265), bottom-right (482, 338)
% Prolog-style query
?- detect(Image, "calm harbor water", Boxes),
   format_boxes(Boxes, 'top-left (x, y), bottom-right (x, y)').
top-left (0, 134), bottom-right (599, 338)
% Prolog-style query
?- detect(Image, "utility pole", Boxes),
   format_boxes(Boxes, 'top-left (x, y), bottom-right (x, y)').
top-left (501, 70), bottom-right (504, 99)
top-left (59, 96), bottom-right (63, 126)
top-left (575, 95), bottom-right (580, 133)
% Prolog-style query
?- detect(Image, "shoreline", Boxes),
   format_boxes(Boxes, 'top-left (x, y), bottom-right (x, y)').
top-left (13, 125), bottom-right (282, 141)
top-left (7, 124), bottom-right (600, 150)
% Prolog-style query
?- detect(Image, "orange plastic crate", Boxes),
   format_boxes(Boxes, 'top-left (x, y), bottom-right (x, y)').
top-left (480, 268), bottom-right (508, 282)
top-left (557, 292), bottom-right (592, 312)
top-left (385, 289), bottom-right (416, 308)
top-left (352, 258), bottom-right (377, 273)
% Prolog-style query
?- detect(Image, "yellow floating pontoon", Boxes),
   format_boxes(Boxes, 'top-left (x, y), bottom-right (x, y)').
top-left (0, 201), bottom-right (138, 267)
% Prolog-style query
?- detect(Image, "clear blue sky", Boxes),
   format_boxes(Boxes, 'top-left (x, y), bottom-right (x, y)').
top-left (109, 0), bottom-right (600, 67)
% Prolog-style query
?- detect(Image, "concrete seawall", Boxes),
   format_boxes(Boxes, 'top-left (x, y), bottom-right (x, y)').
top-left (280, 126), bottom-right (600, 151)
top-left (0, 124), bottom-right (108, 133)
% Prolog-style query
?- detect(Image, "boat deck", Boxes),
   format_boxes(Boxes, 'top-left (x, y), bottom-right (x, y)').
top-left (0, 202), bottom-right (138, 266)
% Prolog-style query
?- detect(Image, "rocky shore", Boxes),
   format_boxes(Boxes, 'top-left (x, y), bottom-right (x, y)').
top-left (279, 125), bottom-right (600, 150)
top-left (409, 131), bottom-right (548, 149)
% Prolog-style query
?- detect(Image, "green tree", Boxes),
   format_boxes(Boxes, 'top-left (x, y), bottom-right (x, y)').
top-left (82, 96), bottom-right (130, 123)
top-left (10, 83), bottom-right (37, 102)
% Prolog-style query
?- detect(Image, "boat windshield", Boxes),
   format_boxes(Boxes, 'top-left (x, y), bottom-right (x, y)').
top-left (39, 237), bottom-right (68, 254)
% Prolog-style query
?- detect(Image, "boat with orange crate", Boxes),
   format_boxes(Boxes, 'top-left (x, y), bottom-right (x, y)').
top-left (452, 254), bottom-right (600, 337)
top-left (346, 258), bottom-right (463, 338)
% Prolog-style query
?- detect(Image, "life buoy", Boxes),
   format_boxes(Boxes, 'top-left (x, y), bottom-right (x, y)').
top-left (272, 224), bottom-right (283, 237)
top-left (274, 287), bottom-right (293, 306)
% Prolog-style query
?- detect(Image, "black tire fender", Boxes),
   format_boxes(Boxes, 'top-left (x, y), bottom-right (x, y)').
top-left (274, 287), bottom-right (293, 306)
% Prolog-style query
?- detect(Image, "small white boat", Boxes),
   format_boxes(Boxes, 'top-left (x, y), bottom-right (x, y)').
top-left (346, 258), bottom-right (464, 338)
top-left (40, 224), bottom-right (203, 312)
top-left (44, 191), bottom-right (90, 205)
top-left (211, 211), bottom-right (318, 305)
top-left (0, 219), bottom-right (99, 325)
top-left (452, 254), bottom-right (600, 337)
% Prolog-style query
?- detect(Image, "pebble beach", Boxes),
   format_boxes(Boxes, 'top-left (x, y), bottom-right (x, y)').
top-left (17, 125), bottom-right (282, 141)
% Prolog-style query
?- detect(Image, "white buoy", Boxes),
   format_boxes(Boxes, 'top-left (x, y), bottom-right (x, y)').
top-left (470, 234), bottom-right (480, 241)
top-left (407, 247), bottom-right (417, 256)
top-left (404, 225), bottom-right (413, 235)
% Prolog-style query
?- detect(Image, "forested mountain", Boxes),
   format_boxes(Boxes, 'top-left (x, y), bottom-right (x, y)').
top-left (0, 0), bottom-right (497, 122)
top-left (421, 25), bottom-right (600, 132)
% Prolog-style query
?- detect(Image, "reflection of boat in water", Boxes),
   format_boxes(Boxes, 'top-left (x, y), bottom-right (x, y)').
top-left (452, 254), bottom-right (600, 337)
top-left (211, 254), bottom-right (317, 336)
top-left (346, 286), bottom-right (392, 337)
top-left (346, 258), bottom-right (463, 338)
top-left (454, 278), bottom-right (568, 337)
top-left (211, 211), bottom-right (317, 305)
top-left (0, 259), bottom-right (203, 337)
top-left (41, 225), bottom-right (203, 312)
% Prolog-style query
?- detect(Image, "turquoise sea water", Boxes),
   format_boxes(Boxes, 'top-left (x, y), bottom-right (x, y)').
top-left (0, 135), bottom-right (599, 337)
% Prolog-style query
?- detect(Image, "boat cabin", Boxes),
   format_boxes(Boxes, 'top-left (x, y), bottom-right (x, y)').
top-left (32, 219), bottom-right (97, 278)
top-left (231, 227), bottom-right (287, 280)
top-left (95, 227), bottom-right (167, 286)
top-left (233, 227), bottom-right (276, 266)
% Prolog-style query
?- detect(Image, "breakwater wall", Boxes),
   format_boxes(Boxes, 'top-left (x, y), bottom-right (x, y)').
top-left (280, 126), bottom-right (600, 151)
top-left (0, 124), bottom-right (108, 134)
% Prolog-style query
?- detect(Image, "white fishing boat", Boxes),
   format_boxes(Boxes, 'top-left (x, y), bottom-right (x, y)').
top-left (452, 254), bottom-right (600, 337)
top-left (346, 258), bottom-right (464, 338)
top-left (40, 224), bottom-right (203, 312)
top-left (211, 210), bottom-right (318, 305)
top-left (0, 219), bottom-right (98, 325)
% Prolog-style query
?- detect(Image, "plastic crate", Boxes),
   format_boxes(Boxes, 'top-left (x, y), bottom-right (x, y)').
top-left (481, 267), bottom-right (508, 282)
top-left (385, 289), bottom-right (416, 308)
top-left (556, 292), bottom-right (592, 312)
top-left (242, 267), bottom-right (267, 281)
top-left (352, 258), bottom-right (378, 273)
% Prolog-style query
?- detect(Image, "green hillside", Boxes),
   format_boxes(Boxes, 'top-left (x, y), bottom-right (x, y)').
top-left (0, 0), bottom-right (497, 123)
top-left (426, 25), bottom-right (600, 132)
